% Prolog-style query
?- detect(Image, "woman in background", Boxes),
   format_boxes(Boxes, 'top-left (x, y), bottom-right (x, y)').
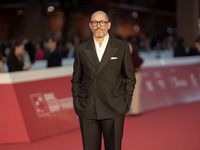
top-left (7, 40), bottom-right (31, 72)
top-left (35, 41), bottom-right (45, 60)
top-left (128, 42), bottom-right (144, 115)
top-left (0, 51), bottom-right (4, 72)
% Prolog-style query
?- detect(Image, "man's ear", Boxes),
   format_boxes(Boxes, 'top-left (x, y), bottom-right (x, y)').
top-left (89, 23), bottom-right (92, 30)
top-left (108, 22), bottom-right (111, 30)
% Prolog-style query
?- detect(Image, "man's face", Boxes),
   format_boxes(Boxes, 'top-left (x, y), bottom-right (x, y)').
top-left (47, 39), bottom-right (57, 51)
top-left (89, 12), bottom-right (111, 39)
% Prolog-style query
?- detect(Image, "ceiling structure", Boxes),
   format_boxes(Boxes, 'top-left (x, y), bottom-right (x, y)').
top-left (0, 0), bottom-right (176, 12)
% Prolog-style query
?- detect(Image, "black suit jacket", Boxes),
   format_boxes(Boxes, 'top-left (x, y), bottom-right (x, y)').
top-left (71, 37), bottom-right (136, 120)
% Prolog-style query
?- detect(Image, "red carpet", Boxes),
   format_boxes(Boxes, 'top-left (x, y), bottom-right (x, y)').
top-left (0, 102), bottom-right (200, 150)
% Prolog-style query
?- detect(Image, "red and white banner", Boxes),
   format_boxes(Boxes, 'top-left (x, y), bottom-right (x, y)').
top-left (0, 67), bottom-right (79, 144)
top-left (140, 63), bottom-right (200, 111)
top-left (0, 57), bottom-right (200, 144)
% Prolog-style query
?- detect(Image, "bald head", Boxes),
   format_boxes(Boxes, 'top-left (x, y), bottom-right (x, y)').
top-left (89, 10), bottom-right (111, 40)
top-left (90, 11), bottom-right (109, 22)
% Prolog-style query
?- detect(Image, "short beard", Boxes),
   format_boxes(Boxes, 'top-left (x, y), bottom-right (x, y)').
top-left (95, 33), bottom-right (104, 38)
top-left (94, 30), bottom-right (104, 38)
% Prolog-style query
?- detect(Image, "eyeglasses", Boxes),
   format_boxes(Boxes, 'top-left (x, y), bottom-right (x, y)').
top-left (90, 20), bottom-right (109, 27)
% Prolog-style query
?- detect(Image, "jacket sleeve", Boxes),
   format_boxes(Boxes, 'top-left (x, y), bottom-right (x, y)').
top-left (122, 43), bottom-right (136, 107)
top-left (71, 45), bottom-right (83, 98)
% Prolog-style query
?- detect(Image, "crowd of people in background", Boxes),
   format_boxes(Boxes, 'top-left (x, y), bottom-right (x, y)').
top-left (0, 35), bottom-right (78, 72)
top-left (125, 33), bottom-right (200, 58)
top-left (0, 33), bottom-right (200, 73)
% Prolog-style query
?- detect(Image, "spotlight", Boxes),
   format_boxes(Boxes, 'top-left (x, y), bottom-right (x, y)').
top-left (132, 12), bottom-right (138, 18)
top-left (47, 6), bottom-right (55, 12)
top-left (133, 25), bottom-right (140, 32)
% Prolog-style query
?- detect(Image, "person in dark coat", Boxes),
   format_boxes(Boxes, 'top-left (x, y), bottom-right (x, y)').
top-left (7, 40), bottom-right (31, 72)
top-left (174, 38), bottom-right (187, 57)
top-left (188, 38), bottom-right (200, 56)
top-left (71, 11), bottom-right (136, 150)
top-left (46, 36), bottom-right (62, 68)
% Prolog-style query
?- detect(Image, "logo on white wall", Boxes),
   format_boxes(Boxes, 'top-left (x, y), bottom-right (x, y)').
top-left (30, 92), bottom-right (73, 118)
top-left (190, 73), bottom-right (199, 88)
top-left (169, 77), bottom-right (188, 88)
top-left (145, 80), bottom-right (155, 92)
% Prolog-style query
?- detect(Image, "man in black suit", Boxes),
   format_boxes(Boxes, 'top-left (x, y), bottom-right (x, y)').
top-left (46, 36), bottom-right (62, 68)
top-left (71, 10), bottom-right (136, 150)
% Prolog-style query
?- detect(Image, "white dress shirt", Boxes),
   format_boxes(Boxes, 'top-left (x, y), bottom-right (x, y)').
top-left (94, 33), bottom-right (109, 62)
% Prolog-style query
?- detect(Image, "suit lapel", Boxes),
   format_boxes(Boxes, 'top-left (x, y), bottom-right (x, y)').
top-left (95, 37), bottom-right (119, 76)
top-left (83, 39), bottom-right (100, 68)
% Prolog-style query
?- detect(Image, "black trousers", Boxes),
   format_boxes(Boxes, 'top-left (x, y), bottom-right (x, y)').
top-left (79, 115), bottom-right (125, 150)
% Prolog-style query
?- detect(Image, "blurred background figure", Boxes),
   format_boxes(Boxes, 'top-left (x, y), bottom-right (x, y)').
top-left (188, 37), bottom-right (200, 56)
top-left (128, 42), bottom-right (143, 115)
top-left (46, 36), bottom-right (62, 68)
top-left (174, 38), bottom-right (187, 57)
top-left (0, 51), bottom-right (4, 72)
top-left (7, 40), bottom-right (32, 72)
top-left (0, 42), bottom-right (11, 64)
top-left (23, 39), bottom-right (36, 64)
top-left (35, 40), bottom-right (45, 60)
top-left (23, 39), bottom-right (34, 68)
top-left (65, 40), bottom-right (75, 58)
